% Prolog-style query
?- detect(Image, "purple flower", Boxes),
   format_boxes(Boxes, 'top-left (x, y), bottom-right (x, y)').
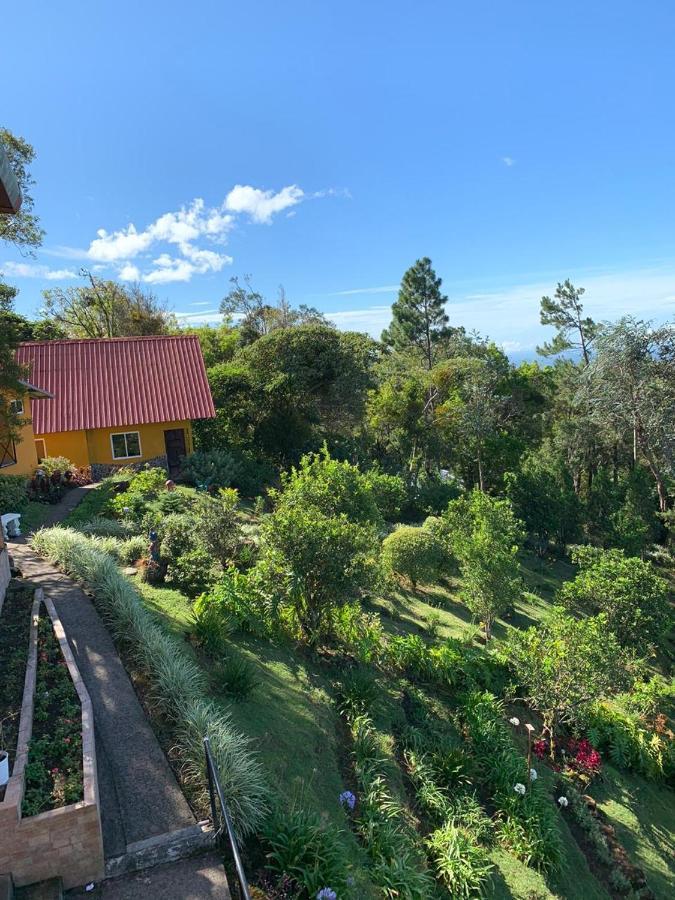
top-left (316, 890), bottom-right (337, 900)
top-left (339, 790), bottom-right (356, 811)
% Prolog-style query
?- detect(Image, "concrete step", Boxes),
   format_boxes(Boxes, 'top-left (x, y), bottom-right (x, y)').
top-left (104, 822), bottom-right (216, 880)
top-left (15, 878), bottom-right (63, 900)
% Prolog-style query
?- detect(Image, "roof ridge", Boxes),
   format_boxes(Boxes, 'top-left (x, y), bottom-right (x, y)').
top-left (18, 334), bottom-right (199, 347)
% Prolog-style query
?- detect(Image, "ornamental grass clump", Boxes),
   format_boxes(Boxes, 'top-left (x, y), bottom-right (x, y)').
top-left (345, 711), bottom-right (434, 899)
top-left (31, 527), bottom-right (269, 836)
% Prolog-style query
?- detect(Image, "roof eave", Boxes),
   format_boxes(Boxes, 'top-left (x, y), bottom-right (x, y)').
top-left (18, 378), bottom-right (54, 399)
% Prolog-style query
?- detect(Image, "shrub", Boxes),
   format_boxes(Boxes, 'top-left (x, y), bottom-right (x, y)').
top-left (333, 603), bottom-right (384, 664)
top-left (559, 545), bottom-right (672, 648)
top-left (274, 448), bottom-right (384, 528)
top-left (193, 590), bottom-right (235, 653)
top-left (193, 488), bottom-right (242, 567)
top-left (211, 654), bottom-right (258, 700)
top-left (117, 535), bottom-right (148, 565)
top-left (165, 547), bottom-right (218, 598)
top-left (336, 667), bottom-right (379, 717)
top-left (158, 513), bottom-right (197, 561)
top-left (263, 804), bottom-right (350, 899)
top-left (150, 486), bottom-right (197, 517)
top-left (109, 467), bottom-right (168, 520)
top-left (381, 525), bottom-right (446, 589)
top-left (181, 449), bottom-right (243, 489)
top-left (585, 702), bottom-right (674, 782)
top-left (426, 822), bottom-right (493, 899)
top-left (0, 474), bottom-right (28, 512)
top-left (259, 503), bottom-right (379, 645)
top-left (196, 569), bottom-right (273, 639)
top-left (31, 527), bottom-right (269, 836)
top-left (37, 456), bottom-right (73, 477)
top-left (405, 473), bottom-right (460, 518)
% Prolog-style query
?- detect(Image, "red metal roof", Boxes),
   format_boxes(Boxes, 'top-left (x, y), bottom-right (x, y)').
top-left (16, 335), bottom-right (216, 434)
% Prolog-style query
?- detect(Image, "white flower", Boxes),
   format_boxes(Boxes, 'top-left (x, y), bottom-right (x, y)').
top-left (509, 717), bottom-right (520, 726)
top-left (514, 783), bottom-right (526, 795)
top-left (525, 723), bottom-right (535, 733)
top-left (529, 768), bottom-right (538, 781)
top-left (557, 796), bottom-right (569, 808)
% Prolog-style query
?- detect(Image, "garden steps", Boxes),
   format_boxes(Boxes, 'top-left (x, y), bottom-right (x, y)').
top-left (103, 821), bottom-right (216, 879)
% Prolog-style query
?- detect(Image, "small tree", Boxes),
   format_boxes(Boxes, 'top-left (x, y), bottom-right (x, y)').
top-left (559, 546), bottom-right (671, 648)
top-left (193, 488), bottom-right (243, 567)
top-left (259, 505), bottom-right (378, 645)
top-left (381, 525), bottom-right (445, 589)
top-left (506, 608), bottom-right (631, 755)
top-left (537, 280), bottom-right (598, 365)
top-left (443, 490), bottom-right (524, 640)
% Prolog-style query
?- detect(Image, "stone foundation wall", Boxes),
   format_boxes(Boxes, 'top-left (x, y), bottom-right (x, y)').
top-left (90, 454), bottom-right (168, 482)
top-left (0, 591), bottom-right (104, 889)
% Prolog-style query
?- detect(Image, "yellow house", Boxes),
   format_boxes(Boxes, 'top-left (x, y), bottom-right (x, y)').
top-left (1, 380), bottom-right (54, 476)
top-left (16, 335), bottom-right (216, 478)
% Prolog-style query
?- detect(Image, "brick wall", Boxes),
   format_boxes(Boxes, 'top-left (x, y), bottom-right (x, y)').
top-left (0, 592), bottom-right (104, 889)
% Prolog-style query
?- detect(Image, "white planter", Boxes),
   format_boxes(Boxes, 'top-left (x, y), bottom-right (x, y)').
top-left (0, 750), bottom-right (8, 787)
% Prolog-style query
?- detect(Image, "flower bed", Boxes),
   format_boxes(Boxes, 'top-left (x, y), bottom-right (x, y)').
top-left (22, 615), bottom-right (83, 815)
top-left (0, 581), bottom-right (34, 798)
top-left (0, 588), bottom-right (103, 889)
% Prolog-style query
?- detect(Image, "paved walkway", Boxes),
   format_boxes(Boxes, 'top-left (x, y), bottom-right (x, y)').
top-left (9, 488), bottom-right (197, 859)
top-left (67, 852), bottom-right (231, 899)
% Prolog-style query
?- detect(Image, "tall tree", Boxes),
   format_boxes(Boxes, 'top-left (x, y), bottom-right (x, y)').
top-left (382, 258), bottom-right (450, 369)
top-left (42, 271), bottom-right (176, 337)
top-left (220, 276), bottom-right (328, 345)
top-left (580, 317), bottom-right (675, 511)
top-left (537, 280), bottom-right (598, 365)
top-left (0, 128), bottom-right (44, 252)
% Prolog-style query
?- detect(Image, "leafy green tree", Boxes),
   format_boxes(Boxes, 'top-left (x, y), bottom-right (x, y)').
top-left (193, 488), bottom-right (243, 567)
top-left (0, 127), bottom-right (44, 251)
top-left (580, 317), bottom-right (675, 511)
top-left (382, 258), bottom-right (450, 369)
top-left (241, 325), bottom-right (376, 462)
top-left (505, 448), bottom-right (581, 553)
top-left (381, 524), bottom-right (445, 589)
top-left (537, 280), bottom-right (598, 365)
top-left (443, 490), bottom-right (524, 640)
top-left (559, 546), bottom-right (671, 648)
top-left (42, 271), bottom-right (176, 337)
top-left (259, 504), bottom-right (378, 644)
top-left (506, 608), bottom-right (632, 754)
top-left (273, 448), bottom-right (384, 527)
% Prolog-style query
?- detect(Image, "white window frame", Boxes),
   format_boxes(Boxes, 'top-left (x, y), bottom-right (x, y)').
top-left (110, 431), bottom-right (142, 460)
top-left (10, 399), bottom-right (24, 416)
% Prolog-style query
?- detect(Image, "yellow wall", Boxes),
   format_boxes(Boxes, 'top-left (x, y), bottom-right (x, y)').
top-left (0, 394), bottom-right (40, 476)
top-left (34, 420), bottom-right (193, 468)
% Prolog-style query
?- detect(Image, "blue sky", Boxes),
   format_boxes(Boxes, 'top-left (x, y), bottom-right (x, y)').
top-left (3, 1), bottom-right (675, 356)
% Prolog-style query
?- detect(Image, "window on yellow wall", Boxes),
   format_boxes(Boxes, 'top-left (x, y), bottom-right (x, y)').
top-left (111, 431), bottom-right (142, 459)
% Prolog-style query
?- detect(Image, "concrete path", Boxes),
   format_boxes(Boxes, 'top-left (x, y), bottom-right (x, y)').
top-left (66, 852), bottom-right (231, 899)
top-left (9, 488), bottom-right (197, 860)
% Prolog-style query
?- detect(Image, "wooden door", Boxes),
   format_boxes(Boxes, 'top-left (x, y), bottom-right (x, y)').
top-left (163, 428), bottom-right (187, 476)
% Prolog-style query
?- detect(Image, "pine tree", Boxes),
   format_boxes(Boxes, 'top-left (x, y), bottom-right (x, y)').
top-left (537, 280), bottom-right (598, 365)
top-left (382, 257), bottom-right (450, 369)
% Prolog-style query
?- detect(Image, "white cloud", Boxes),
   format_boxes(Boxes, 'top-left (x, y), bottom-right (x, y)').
top-left (74, 184), bottom-right (315, 284)
top-left (502, 156), bottom-right (516, 167)
top-left (175, 309), bottom-right (224, 326)
top-left (119, 264), bottom-right (141, 281)
top-left (1, 261), bottom-right (77, 280)
top-left (225, 184), bottom-right (304, 224)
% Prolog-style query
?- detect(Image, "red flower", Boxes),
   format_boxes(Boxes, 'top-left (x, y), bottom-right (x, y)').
top-left (533, 739), bottom-right (548, 759)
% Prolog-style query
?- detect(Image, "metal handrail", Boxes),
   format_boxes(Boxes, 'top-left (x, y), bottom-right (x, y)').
top-left (203, 736), bottom-right (252, 900)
